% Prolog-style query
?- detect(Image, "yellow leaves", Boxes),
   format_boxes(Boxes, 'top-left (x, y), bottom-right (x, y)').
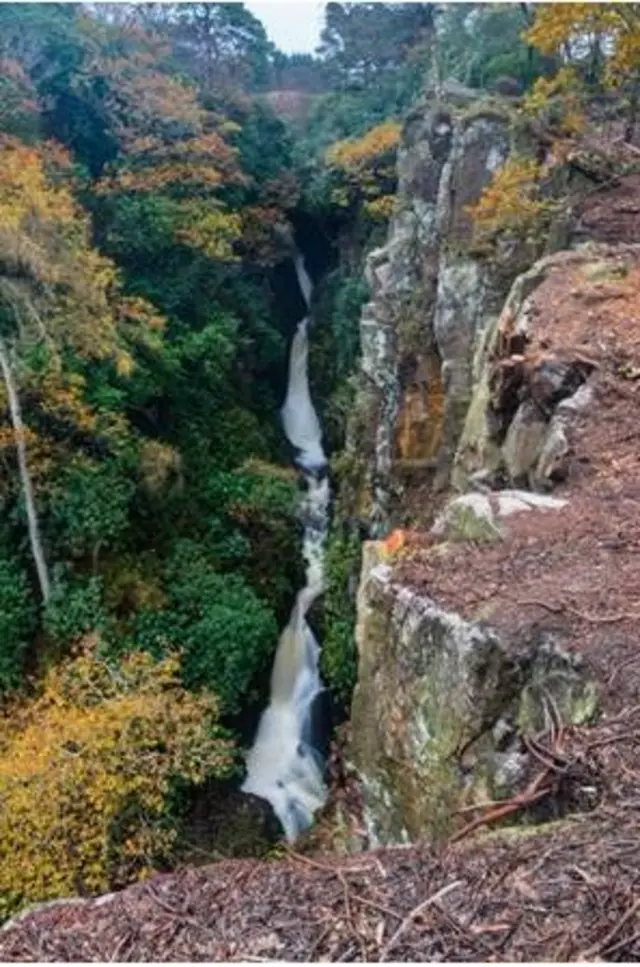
top-left (0, 136), bottom-right (77, 234)
top-left (325, 121), bottom-right (401, 222)
top-left (525, 3), bottom-right (640, 87)
top-left (466, 156), bottom-right (555, 249)
top-left (0, 642), bottom-right (236, 917)
top-left (522, 67), bottom-right (586, 138)
top-left (115, 351), bottom-right (135, 378)
top-left (326, 121), bottom-right (402, 171)
top-left (363, 193), bottom-right (396, 221)
top-left (175, 203), bottom-right (242, 261)
top-left (139, 439), bottom-right (182, 495)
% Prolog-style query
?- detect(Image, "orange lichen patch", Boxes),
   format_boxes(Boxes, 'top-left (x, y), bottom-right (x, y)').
top-left (395, 353), bottom-right (445, 461)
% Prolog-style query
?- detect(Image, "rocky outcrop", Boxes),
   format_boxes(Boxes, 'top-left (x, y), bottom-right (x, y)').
top-left (452, 245), bottom-right (639, 492)
top-left (348, 238), bottom-right (640, 846)
top-left (346, 87), bottom-right (519, 535)
top-left (349, 540), bottom-right (597, 846)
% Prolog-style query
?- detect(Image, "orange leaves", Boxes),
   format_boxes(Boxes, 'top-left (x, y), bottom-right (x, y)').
top-left (326, 121), bottom-right (402, 171)
top-left (380, 528), bottom-right (410, 559)
top-left (0, 642), bottom-right (236, 916)
top-left (325, 121), bottom-right (401, 220)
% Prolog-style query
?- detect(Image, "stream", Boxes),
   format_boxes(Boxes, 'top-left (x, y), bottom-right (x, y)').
top-left (241, 250), bottom-right (330, 841)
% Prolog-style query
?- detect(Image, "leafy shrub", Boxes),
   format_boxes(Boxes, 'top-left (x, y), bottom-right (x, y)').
top-left (466, 155), bottom-right (556, 252)
top-left (133, 541), bottom-right (278, 712)
top-left (0, 556), bottom-right (37, 692)
top-left (0, 644), bottom-right (236, 919)
top-left (48, 458), bottom-right (135, 559)
top-left (44, 574), bottom-right (110, 645)
top-left (324, 120), bottom-right (401, 219)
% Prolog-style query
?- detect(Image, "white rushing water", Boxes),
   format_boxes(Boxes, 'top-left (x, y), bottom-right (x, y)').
top-left (241, 250), bottom-right (330, 841)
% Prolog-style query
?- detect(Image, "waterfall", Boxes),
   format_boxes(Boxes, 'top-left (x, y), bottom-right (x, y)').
top-left (241, 250), bottom-right (330, 841)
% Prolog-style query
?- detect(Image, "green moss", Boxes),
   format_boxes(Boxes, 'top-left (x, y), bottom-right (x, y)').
top-left (320, 527), bottom-right (362, 707)
top-left (446, 503), bottom-right (502, 543)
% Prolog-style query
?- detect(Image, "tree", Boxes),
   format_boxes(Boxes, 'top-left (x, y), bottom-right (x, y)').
top-left (319, 3), bottom-right (435, 87)
top-left (435, 3), bottom-right (554, 92)
top-left (0, 137), bottom-right (159, 602)
top-left (0, 643), bottom-right (235, 916)
top-left (325, 120), bottom-right (401, 221)
top-left (526, 3), bottom-right (640, 141)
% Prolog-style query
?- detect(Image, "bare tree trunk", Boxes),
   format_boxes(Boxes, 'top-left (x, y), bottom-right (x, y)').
top-left (0, 338), bottom-right (51, 603)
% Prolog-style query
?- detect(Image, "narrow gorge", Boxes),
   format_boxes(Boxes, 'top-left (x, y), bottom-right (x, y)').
top-left (243, 250), bottom-right (331, 841)
top-left (2, 3), bottom-right (640, 958)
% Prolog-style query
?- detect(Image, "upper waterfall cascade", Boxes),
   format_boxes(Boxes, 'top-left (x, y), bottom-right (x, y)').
top-left (241, 250), bottom-right (330, 841)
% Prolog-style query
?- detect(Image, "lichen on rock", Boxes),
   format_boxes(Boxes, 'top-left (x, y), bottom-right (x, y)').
top-left (348, 539), bottom-right (598, 847)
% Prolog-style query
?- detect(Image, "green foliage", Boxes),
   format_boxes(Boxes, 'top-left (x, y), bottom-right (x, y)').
top-left (435, 4), bottom-right (555, 92)
top-left (44, 574), bottom-right (110, 646)
top-left (132, 541), bottom-right (278, 712)
top-left (48, 459), bottom-right (135, 559)
top-left (0, 555), bottom-right (37, 692)
top-left (320, 528), bottom-right (361, 706)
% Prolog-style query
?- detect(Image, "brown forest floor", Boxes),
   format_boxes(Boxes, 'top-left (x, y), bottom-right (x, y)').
top-left (2, 182), bottom-right (640, 963)
top-left (0, 706), bottom-right (638, 962)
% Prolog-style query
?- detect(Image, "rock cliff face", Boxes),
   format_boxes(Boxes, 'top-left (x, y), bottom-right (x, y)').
top-left (349, 239), bottom-right (640, 844)
top-left (346, 91), bottom-right (640, 845)
top-left (346, 87), bottom-right (517, 535)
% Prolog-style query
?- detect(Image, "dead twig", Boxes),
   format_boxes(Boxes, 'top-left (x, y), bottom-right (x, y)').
top-left (581, 896), bottom-right (640, 959)
top-left (379, 881), bottom-right (463, 961)
top-left (586, 729), bottom-right (640, 751)
top-left (448, 785), bottom-right (552, 845)
top-left (517, 598), bottom-right (640, 624)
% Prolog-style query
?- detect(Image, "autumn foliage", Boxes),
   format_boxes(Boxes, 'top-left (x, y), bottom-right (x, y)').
top-left (526, 4), bottom-right (640, 89)
top-left (0, 642), bottom-right (235, 917)
top-left (466, 156), bottom-right (556, 252)
top-left (325, 120), bottom-right (401, 220)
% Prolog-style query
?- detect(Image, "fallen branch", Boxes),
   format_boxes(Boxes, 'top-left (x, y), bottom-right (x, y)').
top-left (379, 881), bottom-right (463, 961)
top-left (448, 784), bottom-right (552, 845)
top-left (517, 598), bottom-right (640, 624)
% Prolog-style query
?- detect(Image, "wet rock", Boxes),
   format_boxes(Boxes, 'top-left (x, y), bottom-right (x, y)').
top-left (181, 782), bottom-right (283, 860)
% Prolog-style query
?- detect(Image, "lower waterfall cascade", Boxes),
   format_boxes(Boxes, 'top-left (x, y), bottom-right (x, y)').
top-left (241, 249), bottom-right (330, 841)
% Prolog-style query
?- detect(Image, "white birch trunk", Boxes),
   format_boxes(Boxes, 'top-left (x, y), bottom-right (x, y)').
top-left (0, 339), bottom-right (51, 603)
